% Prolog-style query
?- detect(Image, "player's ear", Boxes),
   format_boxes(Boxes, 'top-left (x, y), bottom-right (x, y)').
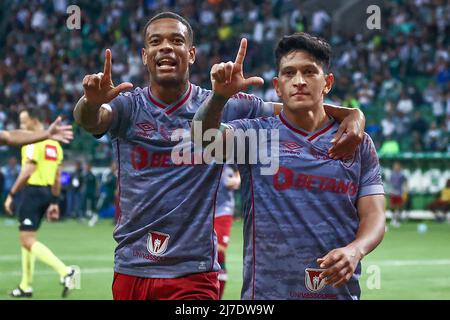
top-left (273, 77), bottom-right (282, 97)
top-left (323, 73), bottom-right (334, 95)
top-left (141, 47), bottom-right (147, 66)
top-left (188, 46), bottom-right (196, 65)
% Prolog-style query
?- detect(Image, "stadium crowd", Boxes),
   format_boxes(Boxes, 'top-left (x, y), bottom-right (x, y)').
top-left (0, 0), bottom-right (449, 216)
top-left (1, 0), bottom-right (449, 157)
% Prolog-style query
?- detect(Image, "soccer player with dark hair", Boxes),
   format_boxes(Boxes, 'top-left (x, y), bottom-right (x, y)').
top-left (5, 108), bottom-right (79, 298)
top-left (0, 115), bottom-right (73, 146)
top-left (194, 32), bottom-right (386, 299)
top-left (74, 12), bottom-right (366, 300)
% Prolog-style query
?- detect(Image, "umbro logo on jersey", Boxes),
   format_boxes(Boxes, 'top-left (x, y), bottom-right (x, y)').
top-left (22, 219), bottom-right (33, 226)
top-left (137, 122), bottom-right (156, 132)
top-left (147, 231), bottom-right (170, 256)
top-left (136, 122), bottom-right (156, 139)
top-left (305, 268), bottom-right (326, 293)
top-left (281, 141), bottom-right (303, 154)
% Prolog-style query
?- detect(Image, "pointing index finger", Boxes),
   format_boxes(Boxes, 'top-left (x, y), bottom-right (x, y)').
top-left (234, 38), bottom-right (247, 70)
top-left (103, 49), bottom-right (112, 79)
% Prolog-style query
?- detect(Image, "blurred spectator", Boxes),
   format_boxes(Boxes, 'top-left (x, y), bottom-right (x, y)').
top-left (2, 157), bottom-right (21, 194)
top-left (0, 169), bottom-right (4, 214)
top-left (427, 179), bottom-right (450, 223)
top-left (66, 160), bottom-right (84, 220)
top-left (82, 161), bottom-right (99, 220)
top-left (389, 162), bottom-right (408, 228)
top-left (424, 121), bottom-right (443, 151)
top-left (89, 161), bottom-right (117, 227)
top-left (397, 90), bottom-right (414, 115)
top-left (357, 82), bottom-right (375, 110)
top-left (379, 137), bottom-right (400, 156)
top-left (410, 111), bottom-right (429, 149)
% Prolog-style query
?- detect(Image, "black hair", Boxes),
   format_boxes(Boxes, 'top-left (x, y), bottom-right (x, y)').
top-left (142, 12), bottom-right (194, 46)
top-left (21, 108), bottom-right (45, 122)
top-left (275, 32), bottom-right (331, 72)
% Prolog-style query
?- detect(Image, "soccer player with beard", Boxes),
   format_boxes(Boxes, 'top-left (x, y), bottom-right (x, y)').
top-left (74, 12), bottom-right (366, 300)
top-left (194, 32), bottom-right (385, 300)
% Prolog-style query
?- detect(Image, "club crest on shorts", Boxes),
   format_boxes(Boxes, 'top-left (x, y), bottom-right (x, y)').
top-left (305, 268), bottom-right (326, 292)
top-left (147, 231), bottom-right (170, 256)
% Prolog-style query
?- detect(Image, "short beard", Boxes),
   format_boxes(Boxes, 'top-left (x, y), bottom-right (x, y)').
top-left (153, 73), bottom-right (189, 87)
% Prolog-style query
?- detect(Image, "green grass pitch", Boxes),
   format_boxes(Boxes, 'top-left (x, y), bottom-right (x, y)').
top-left (1, 217), bottom-right (449, 300)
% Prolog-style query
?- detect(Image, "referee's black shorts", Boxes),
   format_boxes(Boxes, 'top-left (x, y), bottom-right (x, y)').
top-left (16, 185), bottom-right (52, 231)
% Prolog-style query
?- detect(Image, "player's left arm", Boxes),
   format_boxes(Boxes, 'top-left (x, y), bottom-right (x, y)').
top-left (317, 194), bottom-right (385, 288)
top-left (272, 103), bottom-right (365, 160)
top-left (4, 160), bottom-right (36, 215)
top-left (317, 195), bottom-right (386, 288)
top-left (318, 134), bottom-right (384, 288)
top-left (47, 167), bottom-right (61, 221)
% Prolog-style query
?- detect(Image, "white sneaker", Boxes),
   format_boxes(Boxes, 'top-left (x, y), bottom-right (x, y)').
top-left (88, 214), bottom-right (98, 227)
top-left (61, 265), bottom-right (81, 298)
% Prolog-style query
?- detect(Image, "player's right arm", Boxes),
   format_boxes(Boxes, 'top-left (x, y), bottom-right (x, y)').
top-left (73, 49), bottom-right (133, 135)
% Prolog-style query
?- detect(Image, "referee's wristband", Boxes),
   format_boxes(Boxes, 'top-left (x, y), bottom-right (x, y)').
top-left (50, 195), bottom-right (60, 205)
top-left (8, 192), bottom-right (15, 197)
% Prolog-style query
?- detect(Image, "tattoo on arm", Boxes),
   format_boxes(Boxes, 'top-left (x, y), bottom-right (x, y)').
top-left (192, 93), bottom-right (229, 148)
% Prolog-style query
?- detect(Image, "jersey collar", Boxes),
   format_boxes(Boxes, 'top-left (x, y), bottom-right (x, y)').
top-left (146, 83), bottom-right (193, 115)
top-left (279, 111), bottom-right (336, 142)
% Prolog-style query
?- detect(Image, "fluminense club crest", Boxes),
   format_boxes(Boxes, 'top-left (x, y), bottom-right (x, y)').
top-left (147, 231), bottom-right (170, 256)
top-left (305, 268), bottom-right (326, 293)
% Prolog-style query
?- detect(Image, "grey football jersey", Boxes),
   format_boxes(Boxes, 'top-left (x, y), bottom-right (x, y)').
top-left (226, 112), bottom-right (384, 300)
top-left (105, 84), bottom-right (273, 278)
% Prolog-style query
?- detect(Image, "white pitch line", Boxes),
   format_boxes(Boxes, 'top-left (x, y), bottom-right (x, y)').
top-left (1, 255), bottom-right (450, 267)
top-left (0, 268), bottom-right (112, 277)
top-left (365, 260), bottom-right (450, 267)
top-left (0, 255), bottom-right (113, 262)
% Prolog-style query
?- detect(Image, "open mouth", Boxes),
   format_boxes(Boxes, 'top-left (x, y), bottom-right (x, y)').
top-left (156, 58), bottom-right (177, 69)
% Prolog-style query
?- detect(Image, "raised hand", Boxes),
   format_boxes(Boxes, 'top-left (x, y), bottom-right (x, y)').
top-left (47, 117), bottom-right (74, 144)
top-left (211, 38), bottom-right (264, 98)
top-left (82, 49), bottom-right (133, 107)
